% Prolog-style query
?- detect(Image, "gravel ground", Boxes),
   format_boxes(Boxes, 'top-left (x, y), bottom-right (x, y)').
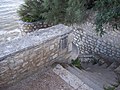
top-left (4, 68), bottom-right (74, 90)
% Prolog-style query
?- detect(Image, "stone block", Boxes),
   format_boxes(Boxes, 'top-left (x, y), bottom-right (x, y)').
top-left (53, 54), bottom-right (58, 59)
top-left (22, 61), bottom-right (29, 67)
top-left (78, 84), bottom-right (93, 90)
top-left (68, 43), bottom-right (72, 52)
top-left (14, 53), bottom-right (24, 59)
top-left (9, 59), bottom-right (23, 70)
top-left (36, 61), bottom-right (44, 67)
top-left (15, 59), bottom-right (23, 65)
top-left (50, 44), bottom-right (54, 50)
top-left (0, 60), bottom-right (7, 66)
top-left (0, 66), bottom-right (9, 74)
top-left (44, 46), bottom-right (50, 51)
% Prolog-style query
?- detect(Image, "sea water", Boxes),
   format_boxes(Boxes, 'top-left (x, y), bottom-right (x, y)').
top-left (0, 0), bottom-right (23, 43)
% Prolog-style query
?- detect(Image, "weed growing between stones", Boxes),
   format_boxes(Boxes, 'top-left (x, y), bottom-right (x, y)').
top-left (71, 58), bottom-right (83, 69)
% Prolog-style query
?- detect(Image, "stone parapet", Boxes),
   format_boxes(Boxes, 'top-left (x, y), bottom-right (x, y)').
top-left (0, 24), bottom-right (73, 88)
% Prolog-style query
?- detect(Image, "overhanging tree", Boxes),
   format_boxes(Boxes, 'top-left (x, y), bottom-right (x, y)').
top-left (18, 0), bottom-right (120, 36)
top-left (42, 0), bottom-right (68, 24)
top-left (18, 0), bottom-right (45, 22)
top-left (42, 0), bottom-right (120, 36)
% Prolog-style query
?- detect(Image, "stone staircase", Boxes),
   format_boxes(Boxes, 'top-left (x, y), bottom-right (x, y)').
top-left (53, 59), bottom-right (120, 90)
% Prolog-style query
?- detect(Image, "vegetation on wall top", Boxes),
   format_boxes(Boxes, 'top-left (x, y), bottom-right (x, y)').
top-left (94, 0), bottom-right (120, 35)
top-left (42, 0), bottom-right (69, 24)
top-left (18, 0), bottom-right (120, 35)
top-left (65, 0), bottom-right (120, 35)
top-left (18, 0), bottom-right (45, 22)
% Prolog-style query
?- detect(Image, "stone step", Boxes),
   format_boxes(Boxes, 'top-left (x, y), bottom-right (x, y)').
top-left (81, 62), bottom-right (117, 84)
top-left (81, 61), bottom-right (105, 70)
top-left (81, 62), bottom-right (103, 71)
top-left (82, 70), bottom-right (117, 86)
top-left (53, 64), bottom-right (93, 90)
top-left (101, 63), bottom-right (108, 69)
top-left (114, 65), bottom-right (120, 74)
top-left (115, 85), bottom-right (120, 90)
top-left (81, 62), bottom-right (93, 70)
top-left (107, 62), bottom-right (119, 71)
top-left (65, 65), bottom-right (103, 90)
top-left (72, 65), bottom-right (116, 88)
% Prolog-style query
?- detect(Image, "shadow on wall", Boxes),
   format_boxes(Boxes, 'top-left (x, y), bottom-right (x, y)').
top-left (71, 43), bottom-right (79, 60)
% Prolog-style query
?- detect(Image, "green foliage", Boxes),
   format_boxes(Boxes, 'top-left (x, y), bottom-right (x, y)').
top-left (94, 0), bottom-right (120, 36)
top-left (18, 0), bottom-right (120, 35)
top-left (65, 0), bottom-right (87, 24)
top-left (18, 0), bottom-right (45, 22)
top-left (65, 0), bottom-right (120, 36)
top-left (104, 86), bottom-right (115, 90)
top-left (71, 58), bottom-right (82, 69)
top-left (42, 0), bottom-right (68, 24)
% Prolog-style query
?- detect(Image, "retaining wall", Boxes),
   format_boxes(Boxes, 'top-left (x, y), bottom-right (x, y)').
top-left (0, 24), bottom-right (73, 88)
top-left (73, 22), bottom-right (120, 62)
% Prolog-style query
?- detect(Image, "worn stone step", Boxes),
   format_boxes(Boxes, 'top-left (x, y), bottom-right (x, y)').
top-left (81, 62), bottom-right (117, 84)
top-left (107, 62), bottom-right (119, 71)
top-left (53, 64), bottom-right (93, 90)
top-left (81, 62), bottom-right (103, 72)
top-left (81, 62), bottom-right (93, 70)
top-left (65, 65), bottom-right (103, 90)
top-left (114, 65), bottom-right (120, 74)
top-left (101, 63), bottom-right (108, 68)
top-left (115, 85), bottom-right (120, 90)
top-left (83, 70), bottom-right (117, 86)
top-left (72, 65), bottom-right (116, 88)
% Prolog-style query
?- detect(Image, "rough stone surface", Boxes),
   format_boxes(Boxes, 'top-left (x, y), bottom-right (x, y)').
top-left (19, 21), bottom-right (54, 33)
top-left (0, 24), bottom-right (73, 88)
top-left (73, 23), bottom-right (120, 62)
top-left (3, 67), bottom-right (74, 90)
top-left (0, 24), bottom-right (72, 59)
top-left (53, 64), bottom-right (93, 90)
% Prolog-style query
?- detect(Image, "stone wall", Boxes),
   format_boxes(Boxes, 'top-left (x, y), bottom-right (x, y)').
top-left (19, 21), bottom-right (54, 33)
top-left (73, 22), bottom-right (120, 63)
top-left (0, 24), bottom-right (73, 88)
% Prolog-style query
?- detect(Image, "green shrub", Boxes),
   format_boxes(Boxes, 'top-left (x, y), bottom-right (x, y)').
top-left (65, 0), bottom-right (120, 36)
top-left (42, 0), bottom-right (69, 24)
top-left (94, 0), bottom-right (120, 36)
top-left (71, 58), bottom-right (82, 69)
top-left (104, 86), bottom-right (115, 90)
top-left (65, 0), bottom-right (88, 24)
top-left (18, 0), bottom-right (45, 22)
top-left (18, 0), bottom-right (120, 35)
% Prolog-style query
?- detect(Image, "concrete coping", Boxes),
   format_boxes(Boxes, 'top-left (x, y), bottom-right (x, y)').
top-left (0, 24), bottom-right (72, 61)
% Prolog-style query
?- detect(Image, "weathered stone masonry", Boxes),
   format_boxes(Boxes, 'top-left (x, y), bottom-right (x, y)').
top-left (0, 24), bottom-right (73, 88)
top-left (73, 23), bottom-right (120, 62)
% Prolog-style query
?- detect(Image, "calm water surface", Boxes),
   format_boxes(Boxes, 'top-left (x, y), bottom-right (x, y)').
top-left (0, 0), bottom-right (23, 32)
